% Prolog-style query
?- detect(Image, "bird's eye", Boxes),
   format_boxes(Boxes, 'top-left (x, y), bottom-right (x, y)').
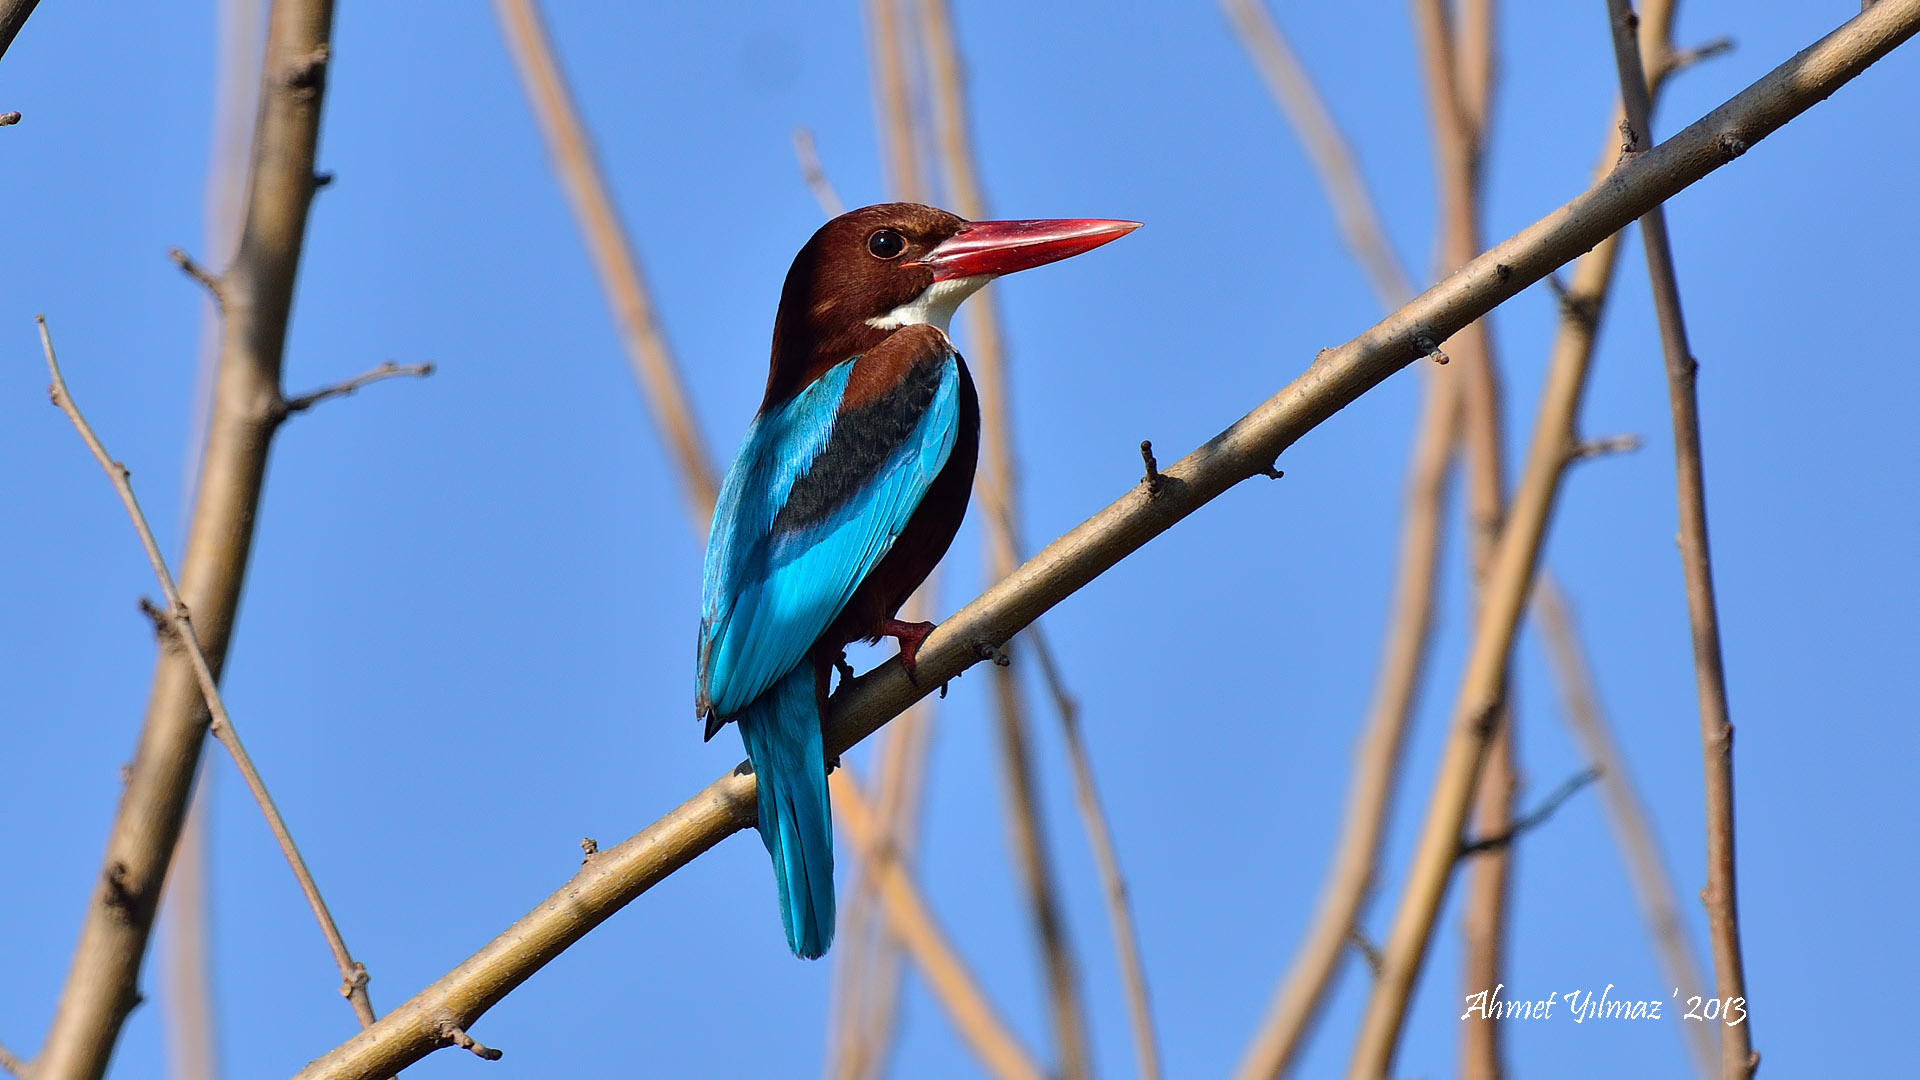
top-left (867, 229), bottom-right (906, 259)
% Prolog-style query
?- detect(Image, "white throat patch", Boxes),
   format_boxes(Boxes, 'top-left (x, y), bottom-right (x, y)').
top-left (865, 275), bottom-right (994, 334)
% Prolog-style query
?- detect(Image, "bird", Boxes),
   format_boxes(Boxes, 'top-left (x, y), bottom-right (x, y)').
top-left (697, 202), bottom-right (1138, 958)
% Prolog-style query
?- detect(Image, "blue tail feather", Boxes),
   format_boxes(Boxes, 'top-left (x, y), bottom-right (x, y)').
top-left (735, 663), bottom-right (835, 958)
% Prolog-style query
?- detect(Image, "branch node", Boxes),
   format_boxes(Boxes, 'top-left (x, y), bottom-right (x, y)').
top-left (579, 837), bottom-right (599, 864)
top-left (1495, 262), bottom-right (1512, 284)
top-left (1139, 440), bottom-right (1162, 496)
top-left (1257, 461), bottom-right (1284, 480)
top-left (168, 247), bottom-right (226, 304)
top-left (437, 1019), bottom-right (503, 1062)
top-left (1718, 131), bottom-right (1749, 160)
top-left (313, 170), bottom-right (335, 190)
top-left (338, 961), bottom-right (369, 1000)
top-left (1618, 116), bottom-right (1643, 161)
top-left (103, 861), bottom-right (138, 923)
top-left (282, 44), bottom-right (331, 92)
top-left (972, 639), bottom-right (1010, 667)
top-left (0, 111), bottom-right (20, 127)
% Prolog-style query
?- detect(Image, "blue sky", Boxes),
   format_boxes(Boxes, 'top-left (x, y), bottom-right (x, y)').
top-left (3, 2), bottom-right (1916, 1078)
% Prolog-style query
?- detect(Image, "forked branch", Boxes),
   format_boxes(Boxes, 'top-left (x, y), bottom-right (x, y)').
top-left (40, 317), bottom-right (380, 1034)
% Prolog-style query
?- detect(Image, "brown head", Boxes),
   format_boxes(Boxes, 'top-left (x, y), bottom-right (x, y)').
top-left (764, 202), bottom-right (1139, 408)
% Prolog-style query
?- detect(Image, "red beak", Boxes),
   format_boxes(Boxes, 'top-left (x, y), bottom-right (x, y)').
top-left (920, 218), bottom-right (1141, 282)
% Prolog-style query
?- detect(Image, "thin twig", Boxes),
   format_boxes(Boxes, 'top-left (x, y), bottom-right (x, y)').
top-left (0, 1038), bottom-right (26, 1079)
top-left (293, 17), bottom-right (1920, 1071)
top-left (168, 248), bottom-right (227, 305)
top-left (0, 111), bottom-right (19, 126)
top-left (791, 127), bottom-right (846, 217)
top-left (918, 1), bottom-right (1104, 1075)
top-left (832, 768), bottom-right (1046, 1080)
top-left (281, 361), bottom-right (434, 416)
top-left (40, 317), bottom-right (380, 1037)
top-left (38, 4), bottom-right (342, 1076)
top-left (439, 1023), bottom-right (502, 1062)
top-left (1535, 579), bottom-right (1716, 1076)
top-left (1603, 2), bottom-right (1756, 1074)
top-left (491, 0), bottom-right (718, 523)
top-left (1572, 432), bottom-right (1644, 461)
top-left (1458, 767), bottom-right (1600, 855)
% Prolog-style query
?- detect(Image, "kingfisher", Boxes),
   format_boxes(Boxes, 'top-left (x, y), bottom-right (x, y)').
top-left (697, 202), bottom-right (1138, 958)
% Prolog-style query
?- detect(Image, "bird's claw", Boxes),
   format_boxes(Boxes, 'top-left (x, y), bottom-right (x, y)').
top-left (879, 617), bottom-right (937, 681)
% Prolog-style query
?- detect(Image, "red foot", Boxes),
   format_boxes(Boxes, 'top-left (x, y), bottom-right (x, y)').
top-left (879, 618), bottom-right (937, 678)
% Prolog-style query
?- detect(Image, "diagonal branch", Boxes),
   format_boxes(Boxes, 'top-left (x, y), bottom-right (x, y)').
top-left (491, 0), bottom-right (718, 523)
top-left (293, 11), bottom-right (1920, 1073)
top-left (1534, 578), bottom-right (1717, 1078)
top-left (1603, 1), bottom-right (1756, 1074)
top-left (0, 0), bottom-right (40, 63)
top-left (36, 5), bottom-right (342, 1078)
top-left (40, 316), bottom-right (380, 1035)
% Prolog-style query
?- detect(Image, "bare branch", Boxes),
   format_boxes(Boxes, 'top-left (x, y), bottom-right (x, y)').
top-left (1220, 9), bottom-right (1459, 1074)
top-left (281, 361), bottom-right (434, 417)
top-left (1347, 928), bottom-right (1383, 977)
top-left (791, 126), bottom-right (845, 217)
top-left (292, 14), bottom-right (1920, 1072)
top-left (0, 0), bottom-right (41, 62)
top-left (1663, 36), bottom-right (1736, 79)
top-left (168, 247), bottom-right (226, 305)
top-left (37, 4), bottom-right (343, 1075)
top-left (832, 768), bottom-right (1046, 1080)
top-left (491, 0), bottom-right (718, 524)
top-left (1571, 432), bottom-right (1644, 461)
top-left (1027, 623), bottom-right (1163, 1080)
top-left (1403, 2), bottom-right (1517, 1073)
top-left (438, 1023), bottom-right (501, 1062)
top-left (917, 1), bottom-right (1102, 1074)
top-left (1604, 1), bottom-right (1756, 1074)
top-left (863, 0), bottom-right (927, 203)
top-left (39, 316), bottom-right (380, 1035)
top-left (1535, 579), bottom-right (1716, 1076)
top-left (1138, 440), bottom-right (1163, 496)
top-left (1459, 768), bottom-right (1600, 856)
top-left (1344, 2), bottom-right (1920, 1072)
top-left (1218, 0), bottom-right (1416, 306)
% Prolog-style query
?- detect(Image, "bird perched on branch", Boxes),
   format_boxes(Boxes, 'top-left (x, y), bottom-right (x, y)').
top-left (697, 202), bottom-right (1138, 957)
